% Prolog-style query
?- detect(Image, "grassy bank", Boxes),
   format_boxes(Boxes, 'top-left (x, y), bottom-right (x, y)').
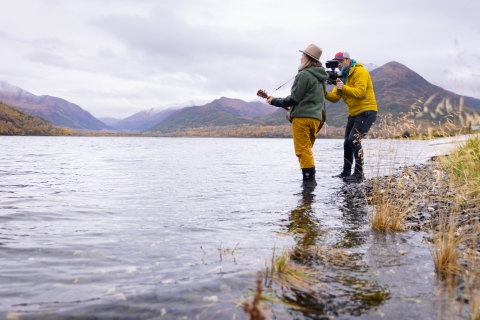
top-left (363, 135), bottom-right (480, 319)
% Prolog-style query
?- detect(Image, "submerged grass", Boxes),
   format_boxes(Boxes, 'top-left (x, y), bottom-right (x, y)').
top-left (257, 246), bottom-right (389, 317)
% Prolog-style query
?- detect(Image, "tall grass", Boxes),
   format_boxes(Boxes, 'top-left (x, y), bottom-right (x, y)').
top-left (367, 174), bottom-right (415, 232)
top-left (433, 135), bottom-right (480, 318)
top-left (441, 135), bottom-right (480, 194)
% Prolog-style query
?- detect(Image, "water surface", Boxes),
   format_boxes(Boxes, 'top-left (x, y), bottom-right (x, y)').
top-left (0, 137), bottom-right (438, 319)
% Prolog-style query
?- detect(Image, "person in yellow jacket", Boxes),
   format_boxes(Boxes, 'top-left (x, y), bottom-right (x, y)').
top-left (325, 51), bottom-right (378, 183)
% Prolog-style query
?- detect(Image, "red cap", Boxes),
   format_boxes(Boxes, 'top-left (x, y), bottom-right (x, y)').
top-left (334, 51), bottom-right (350, 60)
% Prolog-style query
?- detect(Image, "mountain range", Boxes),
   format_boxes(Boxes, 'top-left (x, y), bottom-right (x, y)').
top-left (2, 61), bottom-right (480, 135)
top-left (148, 97), bottom-right (276, 133)
top-left (0, 82), bottom-right (112, 130)
top-left (110, 100), bottom-right (210, 131)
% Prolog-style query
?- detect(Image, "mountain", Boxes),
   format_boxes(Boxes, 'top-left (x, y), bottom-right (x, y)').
top-left (146, 97), bottom-right (276, 133)
top-left (254, 108), bottom-right (290, 126)
top-left (115, 98), bottom-right (275, 131)
top-left (0, 101), bottom-right (73, 135)
top-left (99, 117), bottom-right (122, 126)
top-left (0, 81), bottom-right (112, 130)
top-left (362, 63), bottom-right (379, 72)
top-left (112, 99), bottom-right (210, 131)
top-left (206, 97), bottom-right (276, 119)
top-left (148, 105), bottom-right (255, 133)
top-left (323, 61), bottom-right (480, 127)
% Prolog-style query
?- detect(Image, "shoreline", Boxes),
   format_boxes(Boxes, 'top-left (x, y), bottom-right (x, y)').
top-left (341, 161), bottom-right (479, 252)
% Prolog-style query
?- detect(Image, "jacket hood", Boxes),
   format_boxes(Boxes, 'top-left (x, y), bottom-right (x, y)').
top-left (348, 61), bottom-right (364, 75)
top-left (303, 66), bottom-right (328, 82)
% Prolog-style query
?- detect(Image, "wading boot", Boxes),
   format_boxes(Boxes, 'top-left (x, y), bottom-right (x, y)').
top-left (332, 170), bottom-right (350, 178)
top-left (302, 167), bottom-right (317, 190)
top-left (344, 157), bottom-right (364, 183)
top-left (343, 172), bottom-right (364, 183)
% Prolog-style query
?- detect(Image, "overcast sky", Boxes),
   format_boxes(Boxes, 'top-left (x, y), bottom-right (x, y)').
top-left (0, 0), bottom-right (478, 119)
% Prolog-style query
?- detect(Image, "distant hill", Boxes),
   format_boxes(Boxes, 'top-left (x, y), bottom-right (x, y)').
top-left (255, 108), bottom-right (290, 126)
top-left (113, 99), bottom-right (210, 131)
top-left (0, 101), bottom-right (73, 135)
top-left (0, 81), bottom-right (113, 130)
top-left (117, 98), bottom-right (275, 132)
top-left (206, 97), bottom-right (276, 119)
top-left (146, 97), bottom-right (276, 133)
top-left (147, 104), bottom-right (257, 133)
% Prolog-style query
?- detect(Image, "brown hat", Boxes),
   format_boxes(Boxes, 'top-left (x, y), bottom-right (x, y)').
top-left (299, 44), bottom-right (322, 61)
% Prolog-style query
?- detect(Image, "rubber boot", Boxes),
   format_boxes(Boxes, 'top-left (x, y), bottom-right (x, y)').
top-left (302, 167), bottom-right (317, 189)
top-left (332, 170), bottom-right (350, 178)
top-left (344, 159), bottom-right (364, 183)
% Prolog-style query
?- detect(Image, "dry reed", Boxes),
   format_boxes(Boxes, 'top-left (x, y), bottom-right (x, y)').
top-left (243, 278), bottom-right (266, 320)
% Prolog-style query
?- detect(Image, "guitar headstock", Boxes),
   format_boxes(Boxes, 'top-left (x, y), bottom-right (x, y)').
top-left (256, 89), bottom-right (268, 99)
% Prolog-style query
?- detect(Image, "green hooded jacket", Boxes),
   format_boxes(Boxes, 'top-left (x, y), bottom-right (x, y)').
top-left (271, 66), bottom-right (328, 121)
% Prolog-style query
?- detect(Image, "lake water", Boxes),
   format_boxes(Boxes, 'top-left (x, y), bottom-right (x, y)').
top-left (0, 137), bottom-right (442, 319)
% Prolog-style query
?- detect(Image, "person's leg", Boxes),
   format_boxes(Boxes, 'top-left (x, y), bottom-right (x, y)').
top-left (307, 118), bottom-right (320, 185)
top-left (334, 117), bottom-right (355, 178)
top-left (346, 111), bottom-right (377, 180)
top-left (292, 118), bottom-right (319, 188)
top-left (309, 118), bottom-right (319, 148)
top-left (292, 118), bottom-right (318, 169)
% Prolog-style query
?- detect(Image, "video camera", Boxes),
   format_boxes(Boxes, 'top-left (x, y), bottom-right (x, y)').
top-left (325, 60), bottom-right (340, 85)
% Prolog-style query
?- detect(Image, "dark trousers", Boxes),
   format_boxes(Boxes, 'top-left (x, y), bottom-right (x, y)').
top-left (343, 111), bottom-right (377, 175)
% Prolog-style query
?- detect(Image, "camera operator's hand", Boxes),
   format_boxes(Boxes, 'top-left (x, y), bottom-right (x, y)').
top-left (336, 80), bottom-right (343, 91)
top-left (267, 96), bottom-right (274, 105)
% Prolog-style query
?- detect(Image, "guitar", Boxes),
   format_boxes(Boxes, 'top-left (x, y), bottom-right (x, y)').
top-left (256, 89), bottom-right (326, 132)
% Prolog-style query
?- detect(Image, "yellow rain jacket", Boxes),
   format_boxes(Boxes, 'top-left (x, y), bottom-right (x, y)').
top-left (325, 61), bottom-right (378, 116)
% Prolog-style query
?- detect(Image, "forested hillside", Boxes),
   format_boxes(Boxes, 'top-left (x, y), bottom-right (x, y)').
top-left (0, 101), bottom-right (73, 135)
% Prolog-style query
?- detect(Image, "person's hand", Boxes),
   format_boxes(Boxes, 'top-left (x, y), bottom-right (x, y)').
top-left (336, 80), bottom-right (343, 91)
top-left (267, 96), bottom-right (274, 104)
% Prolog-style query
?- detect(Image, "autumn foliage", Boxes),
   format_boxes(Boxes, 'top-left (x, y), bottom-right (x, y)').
top-left (0, 101), bottom-right (73, 136)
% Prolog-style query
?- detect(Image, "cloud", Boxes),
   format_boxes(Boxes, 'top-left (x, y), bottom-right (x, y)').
top-left (24, 51), bottom-right (72, 68)
top-left (0, 0), bottom-right (479, 118)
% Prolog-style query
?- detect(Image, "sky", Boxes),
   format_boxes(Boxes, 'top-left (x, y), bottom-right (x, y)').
top-left (0, 0), bottom-right (479, 119)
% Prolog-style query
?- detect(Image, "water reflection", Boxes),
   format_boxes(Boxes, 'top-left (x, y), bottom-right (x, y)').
top-left (288, 191), bottom-right (322, 247)
top-left (270, 189), bottom-right (390, 319)
top-left (335, 191), bottom-right (369, 249)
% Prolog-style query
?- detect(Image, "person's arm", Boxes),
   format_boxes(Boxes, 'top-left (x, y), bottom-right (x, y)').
top-left (342, 69), bottom-right (368, 98)
top-left (325, 87), bottom-right (341, 103)
top-left (269, 73), bottom-right (308, 108)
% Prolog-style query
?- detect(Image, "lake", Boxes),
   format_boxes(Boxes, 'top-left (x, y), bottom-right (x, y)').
top-left (0, 137), bottom-right (440, 319)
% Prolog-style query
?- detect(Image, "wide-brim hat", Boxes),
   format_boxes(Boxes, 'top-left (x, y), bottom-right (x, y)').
top-left (299, 44), bottom-right (322, 62)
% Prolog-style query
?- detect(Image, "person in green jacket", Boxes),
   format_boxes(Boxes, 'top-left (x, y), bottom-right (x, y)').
top-left (267, 44), bottom-right (328, 189)
top-left (325, 51), bottom-right (378, 183)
